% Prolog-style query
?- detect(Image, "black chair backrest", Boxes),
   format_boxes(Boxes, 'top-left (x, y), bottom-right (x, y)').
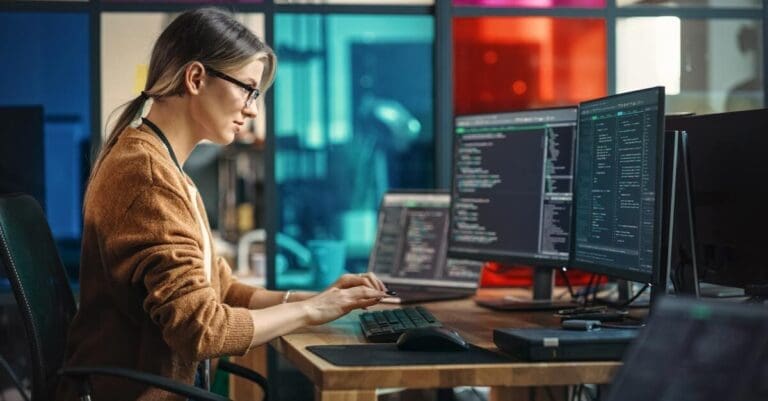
top-left (0, 194), bottom-right (77, 401)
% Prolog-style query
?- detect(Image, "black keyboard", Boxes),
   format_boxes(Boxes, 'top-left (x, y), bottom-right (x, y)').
top-left (359, 306), bottom-right (442, 342)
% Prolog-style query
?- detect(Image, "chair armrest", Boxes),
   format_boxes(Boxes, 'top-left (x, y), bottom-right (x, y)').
top-left (59, 366), bottom-right (230, 401)
top-left (217, 360), bottom-right (269, 400)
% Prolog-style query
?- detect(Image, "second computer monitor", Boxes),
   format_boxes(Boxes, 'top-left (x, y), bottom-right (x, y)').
top-left (448, 107), bottom-right (578, 266)
top-left (570, 86), bottom-right (666, 285)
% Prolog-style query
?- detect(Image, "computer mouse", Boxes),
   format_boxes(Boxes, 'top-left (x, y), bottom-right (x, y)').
top-left (396, 327), bottom-right (470, 352)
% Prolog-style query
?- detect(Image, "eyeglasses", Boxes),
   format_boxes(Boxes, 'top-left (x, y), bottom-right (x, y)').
top-left (204, 65), bottom-right (261, 108)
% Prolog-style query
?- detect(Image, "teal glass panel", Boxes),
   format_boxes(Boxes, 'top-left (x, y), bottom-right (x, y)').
top-left (274, 14), bottom-right (434, 290)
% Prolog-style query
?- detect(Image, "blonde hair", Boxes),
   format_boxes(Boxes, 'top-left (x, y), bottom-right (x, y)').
top-left (92, 7), bottom-right (276, 178)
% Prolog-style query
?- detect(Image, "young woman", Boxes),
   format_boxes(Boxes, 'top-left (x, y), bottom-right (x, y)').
top-left (58, 8), bottom-right (387, 400)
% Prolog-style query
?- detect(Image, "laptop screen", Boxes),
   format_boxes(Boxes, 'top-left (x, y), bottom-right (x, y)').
top-left (368, 192), bottom-right (483, 289)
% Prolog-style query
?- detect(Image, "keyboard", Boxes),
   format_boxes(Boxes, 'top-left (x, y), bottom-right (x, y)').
top-left (359, 306), bottom-right (443, 342)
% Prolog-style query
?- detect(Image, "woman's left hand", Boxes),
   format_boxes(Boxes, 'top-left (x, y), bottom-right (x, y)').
top-left (330, 272), bottom-right (387, 292)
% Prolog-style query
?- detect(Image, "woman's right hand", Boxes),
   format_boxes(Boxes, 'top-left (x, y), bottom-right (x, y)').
top-left (301, 286), bottom-right (386, 326)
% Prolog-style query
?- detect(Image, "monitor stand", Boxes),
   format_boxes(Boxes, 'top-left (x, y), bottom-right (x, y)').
top-left (664, 131), bottom-right (702, 298)
top-left (592, 279), bottom-right (651, 309)
top-left (475, 266), bottom-right (578, 311)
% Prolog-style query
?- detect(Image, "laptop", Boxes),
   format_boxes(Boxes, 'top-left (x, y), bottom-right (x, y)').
top-left (367, 191), bottom-right (484, 304)
top-left (605, 296), bottom-right (768, 401)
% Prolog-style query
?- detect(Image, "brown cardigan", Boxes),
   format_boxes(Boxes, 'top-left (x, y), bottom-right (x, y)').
top-left (57, 127), bottom-right (258, 401)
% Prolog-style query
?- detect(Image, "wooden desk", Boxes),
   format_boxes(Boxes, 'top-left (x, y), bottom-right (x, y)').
top-left (269, 290), bottom-right (622, 401)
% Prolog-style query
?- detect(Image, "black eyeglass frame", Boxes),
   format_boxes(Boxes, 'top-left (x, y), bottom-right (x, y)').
top-left (203, 65), bottom-right (261, 108)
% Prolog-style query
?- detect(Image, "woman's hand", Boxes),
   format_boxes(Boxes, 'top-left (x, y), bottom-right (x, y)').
top-left (300, 286), bottom-right (386, 326)
top-left (330, 272), bottom-right (387, 292)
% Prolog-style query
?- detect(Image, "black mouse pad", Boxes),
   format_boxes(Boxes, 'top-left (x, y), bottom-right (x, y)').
top-left (306, 344), bottom-right (512, 366)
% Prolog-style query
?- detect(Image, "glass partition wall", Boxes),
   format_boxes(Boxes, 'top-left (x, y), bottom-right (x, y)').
top-left (0, 1), bottom-right (763, 292)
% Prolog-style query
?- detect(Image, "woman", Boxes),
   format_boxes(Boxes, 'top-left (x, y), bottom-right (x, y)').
top-left (58, 8), bottom-right (387, 400)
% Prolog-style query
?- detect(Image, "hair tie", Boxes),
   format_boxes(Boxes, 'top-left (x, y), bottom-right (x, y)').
top-left (130, 91), bottom-right (153, 128)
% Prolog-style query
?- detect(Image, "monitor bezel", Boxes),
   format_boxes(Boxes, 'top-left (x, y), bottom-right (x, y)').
top-left (447, 105), bottom-right (578, 268)
top-left (568, 86), bottom-right (666, 285)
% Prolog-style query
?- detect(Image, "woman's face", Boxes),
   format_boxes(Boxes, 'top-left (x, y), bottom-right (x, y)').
top-left (193, 57), bottom-right (265, 145)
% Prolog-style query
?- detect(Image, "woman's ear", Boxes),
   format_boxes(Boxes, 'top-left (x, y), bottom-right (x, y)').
top-left (185, 62), bottom-right (206, 95)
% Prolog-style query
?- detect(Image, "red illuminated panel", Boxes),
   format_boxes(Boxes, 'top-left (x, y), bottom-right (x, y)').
top-left (454, 17), bottom-right (606, 115)
top-left (454, 0), bottom-right (605, 7)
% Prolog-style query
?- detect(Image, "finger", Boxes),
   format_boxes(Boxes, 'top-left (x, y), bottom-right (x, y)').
top-left (350, 276), bottom-right (373, 289)
top-left (348, 275), bottom-right (377, 290)
top-left (361, 296), bottom-right (383, 307)
top-left (346, 285), bottom-right (386, 299)
top-left (353, 297), bottom-right (382, 310)
top-left (357, 273), bottom-right (384, 291)
top-left (368, 272), bottom-right (387, 291)
top-left (336, 274), bottom-right (364, 289)
top-left (362, 277), bottom-right (377, 290)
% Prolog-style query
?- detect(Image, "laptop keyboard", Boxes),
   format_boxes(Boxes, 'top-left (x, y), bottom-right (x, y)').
top-left (359, 306), bottom-right (443, 342)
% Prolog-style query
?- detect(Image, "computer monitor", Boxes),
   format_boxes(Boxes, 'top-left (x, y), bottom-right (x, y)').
top-left (666, 109), bottom-right (768, 293)
top-left (448, 107), bottom-right (578, 266)
top-left (368, 191), bottom-right (483, 303)
top-left (570, 87), bottom-right (666, 293)
top-left (0, 106), bottom-right (45, 282)
top-left (0, 106), bottom-right (45, 209)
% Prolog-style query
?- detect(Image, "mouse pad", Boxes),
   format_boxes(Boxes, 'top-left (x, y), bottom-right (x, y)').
top-left (306, 344), bottom-right (512, 366)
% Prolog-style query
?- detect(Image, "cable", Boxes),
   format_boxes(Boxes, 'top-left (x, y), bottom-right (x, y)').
top-left (583, 384), bottom-right (597, 401)
top-left (591, 275), bottom-right (602, 305)
top-left (470, 387), bottom-right (485, 401)
top-left (586, 275), bottom-right (596, 299)
top-left (545, 386), bottom-right (557, 401)
top-left (575, 274), bottom-right (597, 305)
top-left (558, 268), bottom-right (577, 300)
top-left (572, 384), bottom-right (584, 401)
top-left (617, 283), bottom-right (650, 308)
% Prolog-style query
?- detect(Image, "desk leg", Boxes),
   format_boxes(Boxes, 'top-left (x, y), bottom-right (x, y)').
top-left (491, 386), bottom-right (568, 401)
top-left (315, 388), bottom-right (377, 401)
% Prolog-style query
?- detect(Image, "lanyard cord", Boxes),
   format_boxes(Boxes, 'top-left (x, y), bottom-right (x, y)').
top-left (140, 117), bottom-right (210, 390)
top-left (141, 117), bottom-right (183, 173)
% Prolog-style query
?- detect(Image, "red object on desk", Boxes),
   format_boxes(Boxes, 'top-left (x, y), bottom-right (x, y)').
top-left (479, 262), bottom-right (604, 287)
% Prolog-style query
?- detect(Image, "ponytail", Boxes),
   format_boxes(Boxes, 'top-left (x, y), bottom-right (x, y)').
top-left (90, 92), bottom-right (150, 180)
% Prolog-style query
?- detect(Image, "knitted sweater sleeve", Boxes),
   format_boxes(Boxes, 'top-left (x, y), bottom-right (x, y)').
top-left (217, 256), bottom-right (262, 308)
top-left (102, 185), bottom-right (255, 362)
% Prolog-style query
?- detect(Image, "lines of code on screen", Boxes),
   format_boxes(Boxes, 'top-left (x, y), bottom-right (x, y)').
top-left (449, 108), bottom-right (577, 265)
top-left (572, 88), bottom-right (662, 281)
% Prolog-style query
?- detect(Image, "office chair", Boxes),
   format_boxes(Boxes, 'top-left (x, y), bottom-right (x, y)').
top-left (0, 193), bottom-right (268, 401)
